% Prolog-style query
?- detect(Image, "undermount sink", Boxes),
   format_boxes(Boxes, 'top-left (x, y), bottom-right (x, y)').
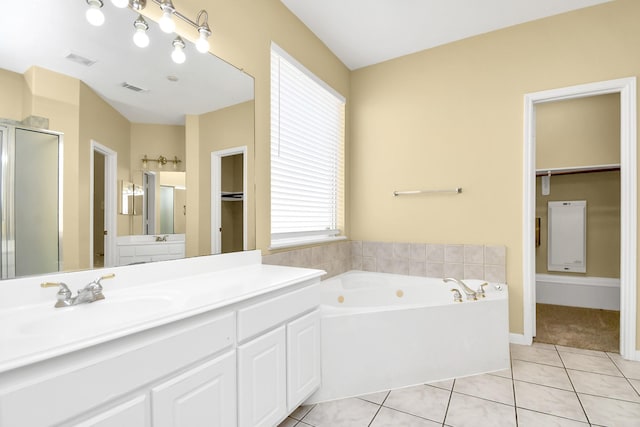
top-left (18, 294), bottom-right (175, 338)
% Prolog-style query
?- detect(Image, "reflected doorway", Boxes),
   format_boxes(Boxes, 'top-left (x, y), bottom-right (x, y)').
top-left (90, 141), bottom-right (117, 269)
top-left (211, 146), bottom-right (248, 254)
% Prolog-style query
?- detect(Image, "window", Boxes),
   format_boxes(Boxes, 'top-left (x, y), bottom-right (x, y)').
top-left (270, 43), bottom-right (345, 248)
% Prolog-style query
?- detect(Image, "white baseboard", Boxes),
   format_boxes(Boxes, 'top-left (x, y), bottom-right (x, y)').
top-left (509, 333), bottom-right (531, 345)
top-left (536, 274), bottom-right (620, 310)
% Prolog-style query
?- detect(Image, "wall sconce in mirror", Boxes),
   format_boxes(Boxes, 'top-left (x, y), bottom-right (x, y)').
top-left (142, 154), bottom-right (182, 170)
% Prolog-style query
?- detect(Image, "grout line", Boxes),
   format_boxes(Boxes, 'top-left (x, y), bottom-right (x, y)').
top-left (366, 402), bottom-right (383, 427)
top-left (557, 345), bottom-right (592, 425)
top-left (441, 378), bottom-right (455, 426)
top-left (509, 349), bottom-right (519, 427)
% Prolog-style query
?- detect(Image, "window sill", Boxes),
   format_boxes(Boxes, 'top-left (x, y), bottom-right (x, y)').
top-left (269, 235), bottom-right (347, 251)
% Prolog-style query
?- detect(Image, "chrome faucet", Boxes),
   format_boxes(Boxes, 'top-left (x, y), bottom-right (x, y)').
top-left (41, 274), bottom-right (115, 308)
top-left (443, 277), bottom-right (477, 301)
top-left (155, 235), bottom-right (168, 242)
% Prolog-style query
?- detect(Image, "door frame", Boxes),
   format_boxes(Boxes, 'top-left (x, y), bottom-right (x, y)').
top-left (211, 146), bottom-right (248, 254)
top-left (523, 77), bottom-right (637, 360)
top-left (90, 140), bottom-right (117, 268)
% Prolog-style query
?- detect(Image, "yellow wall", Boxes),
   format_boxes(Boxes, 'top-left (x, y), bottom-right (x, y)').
top-left (536, 172), bottom-right (620, 278)
top-left (190, 100), bottom-right (255, 256)
top-left (0, 68), bottom-right (24, 120)
top-left (349, 0), bottom-right (640, 336)
top-left (536, 94), bottom-right (620, 169)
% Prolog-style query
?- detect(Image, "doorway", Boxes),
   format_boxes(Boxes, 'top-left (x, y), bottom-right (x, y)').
top-left (90, 141), bottom-right (117, 268)
top-left (523, 78), bottom-right (637, 360)
top-left (211, 146), bottom-right (248, 254)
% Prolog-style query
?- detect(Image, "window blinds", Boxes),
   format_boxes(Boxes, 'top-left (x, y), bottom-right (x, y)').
top-left (270, 44), bottom-right (345, 247)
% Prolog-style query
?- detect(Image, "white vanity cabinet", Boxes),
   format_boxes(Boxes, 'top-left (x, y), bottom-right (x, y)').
top-left (0, 257), bottom-right (323, 427)
top-left (236, 283), bottom-right (321, 427)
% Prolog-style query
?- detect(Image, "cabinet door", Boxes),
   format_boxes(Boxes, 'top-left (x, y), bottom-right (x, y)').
top-left (74, 395), bottom-right (148, 427)
top-left (152, 351), bottom-right (236, 427)
top-left (287, 309), bottom-right (321, 410)
top-left (238, 326), bottom-right (286, 427)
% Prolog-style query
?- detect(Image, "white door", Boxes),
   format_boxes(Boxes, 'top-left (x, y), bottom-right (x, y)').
top-left (287, 310), bottom-right (321, 410)
top-left (152, 351), bottom-right (236, 427)
top-left (238, 326), bottom-right (286, 427)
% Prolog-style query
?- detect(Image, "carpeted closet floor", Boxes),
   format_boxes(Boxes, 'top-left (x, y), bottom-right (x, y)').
top-left (534, 303), bottom-right (619, 353)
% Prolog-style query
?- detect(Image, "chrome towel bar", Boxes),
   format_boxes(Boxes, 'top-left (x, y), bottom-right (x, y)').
top-left (393, 187), bottom-right (462, 196)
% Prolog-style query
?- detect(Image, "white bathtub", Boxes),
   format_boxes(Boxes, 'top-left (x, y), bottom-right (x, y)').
top-left (306, 271), bottom-right (510, 404)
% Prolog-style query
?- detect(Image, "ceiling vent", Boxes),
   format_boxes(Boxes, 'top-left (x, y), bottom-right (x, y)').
top-left (64, 52), bottom-right (97, 67)
top-left (121, 82), bottom-right (149, 93)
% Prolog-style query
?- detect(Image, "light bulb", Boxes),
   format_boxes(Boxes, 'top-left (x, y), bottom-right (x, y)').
top-left (195, 28), bottom-right (210, 53)
top-left (110, 0), bottom-right (129, 8)
top-left (171, 38), bottom-right (186, 64)
top-left (133, 15), bottom-right (150, 48)
top-left (133, 28), bottom-right (150, 48)
top-left (86, 0), bottom-right (105, 26)
top-left (159, 9), bottom-right (176, 33)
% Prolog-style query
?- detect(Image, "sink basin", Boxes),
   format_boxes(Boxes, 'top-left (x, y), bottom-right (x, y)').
top-left (18, 295), bottom-right (174, 338)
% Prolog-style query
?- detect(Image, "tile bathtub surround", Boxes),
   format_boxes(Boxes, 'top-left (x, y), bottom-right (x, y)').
top-left (262, 241), bottom-right (352, 279)
top-left (279, 343), bottom-right (640, 427)
top-left (352, 241), bottom-right (506, 282)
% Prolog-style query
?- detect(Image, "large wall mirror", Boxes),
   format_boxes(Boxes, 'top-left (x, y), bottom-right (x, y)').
top-left (0, 0), bottom-right (255, 278)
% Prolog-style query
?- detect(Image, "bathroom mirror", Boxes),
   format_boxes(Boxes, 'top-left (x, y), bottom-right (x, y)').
top-left (0, 0), bottom-right (255, 276)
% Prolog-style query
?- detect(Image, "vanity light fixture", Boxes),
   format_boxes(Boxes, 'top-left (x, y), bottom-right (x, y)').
top-left (85, 0), bottom-right (105, 26)
top-left (133, 15), bottom-right (150, 48)
top-left (195, 10), bottom-right (211, 53)
top-left (141, 154), bottom-right (181, 169)
top-left (131, 0), bottom-right (146, 11)
top-left (158, 0), bottom-right (177, 33)
top-left (110, 0), bottom-right (129, 8)
top-left (171, 37), bottom-right (186, 64)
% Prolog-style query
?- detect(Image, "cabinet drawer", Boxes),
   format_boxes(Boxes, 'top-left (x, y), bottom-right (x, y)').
top-left (237, 281), bottom-right (319, 342)
top-left (136, 245), bottom-right (170, 256)
top-left (73, 395), bottom-right (149, 427)
top-left (0, 312), bottom-right (235, 427)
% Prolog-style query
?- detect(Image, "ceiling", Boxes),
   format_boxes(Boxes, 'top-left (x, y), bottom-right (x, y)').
top-left (281, 0), bottom-right (613, 70)
top-left (0, 0), bottom-right (253, 125)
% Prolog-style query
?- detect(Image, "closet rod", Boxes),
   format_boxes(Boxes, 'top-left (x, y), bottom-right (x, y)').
top-left (393, 187), bottom-right (462, 196)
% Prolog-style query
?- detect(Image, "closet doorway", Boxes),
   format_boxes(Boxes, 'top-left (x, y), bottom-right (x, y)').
top-left (523, 78), bottom-right (637, 360)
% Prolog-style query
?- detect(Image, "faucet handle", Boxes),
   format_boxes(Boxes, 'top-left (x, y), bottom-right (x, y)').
top-left (41, 282), bottom-right (72, 307)
top-left (476, 282), bottom-right (488, 298)
top-left (450, 288), bottom-right (463, 303)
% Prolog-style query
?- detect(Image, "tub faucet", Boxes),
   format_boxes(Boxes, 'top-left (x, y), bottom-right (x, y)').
top-left (41, 274), bottom-right (115, 308)
top-left (443, 278), bottom-right (477, 301)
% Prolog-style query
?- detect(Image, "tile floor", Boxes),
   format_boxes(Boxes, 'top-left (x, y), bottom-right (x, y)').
top-left (279, 343), bottom-right (640, 427)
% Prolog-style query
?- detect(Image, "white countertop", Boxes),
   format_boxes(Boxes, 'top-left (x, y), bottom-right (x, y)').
top-left (0, 252), bottom-right (324, 373)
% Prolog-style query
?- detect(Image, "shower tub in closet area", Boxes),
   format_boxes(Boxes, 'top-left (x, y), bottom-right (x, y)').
top-left (306, 270), bottom-right (510, 403)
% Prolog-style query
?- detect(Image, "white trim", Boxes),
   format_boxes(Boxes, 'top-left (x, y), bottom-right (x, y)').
top-left (509, 333), bottom-right (531, 346)
top-left (536, 274), bottom-right (620, 311)
top-left (536, 274), bottom-right (620, 288)
top-left (523, 77), bottom-right (637, 359)
top-left (211, 146), bottom-right (248, 254)
top-left (90, 141), bottom-right (117, 268)
top-left (268, 235), bottom-right (347, 251)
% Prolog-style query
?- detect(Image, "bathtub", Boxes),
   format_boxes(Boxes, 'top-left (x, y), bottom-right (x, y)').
top-left (305, 271), bottom-right (510, 404)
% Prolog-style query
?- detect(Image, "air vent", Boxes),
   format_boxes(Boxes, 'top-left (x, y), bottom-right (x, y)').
top-left (65, 52), bottom-right (96, 67)
top-left (121, 82), bottom-right (149, 93)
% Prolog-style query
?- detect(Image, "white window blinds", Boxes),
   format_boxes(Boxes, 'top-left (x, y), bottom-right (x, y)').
top-left (270, 43), bottom-right (345, 248)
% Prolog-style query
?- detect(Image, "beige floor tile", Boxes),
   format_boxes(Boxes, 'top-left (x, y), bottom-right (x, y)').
top-left (510, 344), bottom-right (563, 367)
top-left (555, 345), bottom-right (607, 358)
top-left (444, 392), bottom-right (516, 427)
top-left (302, 398), bottom-right (379, 427)
top-left (532, 342), bottom-right (557, 351)
top-left (579, 393), bottom-right (640, 426)
top-left (453, 373), bottom-right (514, 405)
top-left (559, 351), bottom-right (623, 377)
top-left (568, 369), bottom-right (640, 402)
top-left (370, 407), bottom-right (440, 427)
top-left (489, 367), bottom-right (513, 379)
top-left (629, 378), bottom-right (640, 395)
top-left (427, 378), bottom-right (454, 390)
top-left (278, 417), bottom-right (298, 427)
top-left (512, 359), bottom-right (573, 391)
top-left (384, 385), bottom-right (450, 423)
top-left (358, 390), bottom-right (389, 405)
top-left (608, 352), bottom-right (640, 380)
top-left (516, 408), bottom-right (589, 426)
top-left (514, 381), bottom-right (587, 422)
top-left (290, 404), bottom-right (315, 421)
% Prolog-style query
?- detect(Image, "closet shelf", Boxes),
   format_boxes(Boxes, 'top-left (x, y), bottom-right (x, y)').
top-left (535, 163), bottom-right (620, 177)
top-left (222, 191), bottom-right (244, 201)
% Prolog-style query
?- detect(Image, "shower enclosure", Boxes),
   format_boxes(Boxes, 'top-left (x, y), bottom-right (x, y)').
top-left (0, 123), bottom-right (62, 278)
